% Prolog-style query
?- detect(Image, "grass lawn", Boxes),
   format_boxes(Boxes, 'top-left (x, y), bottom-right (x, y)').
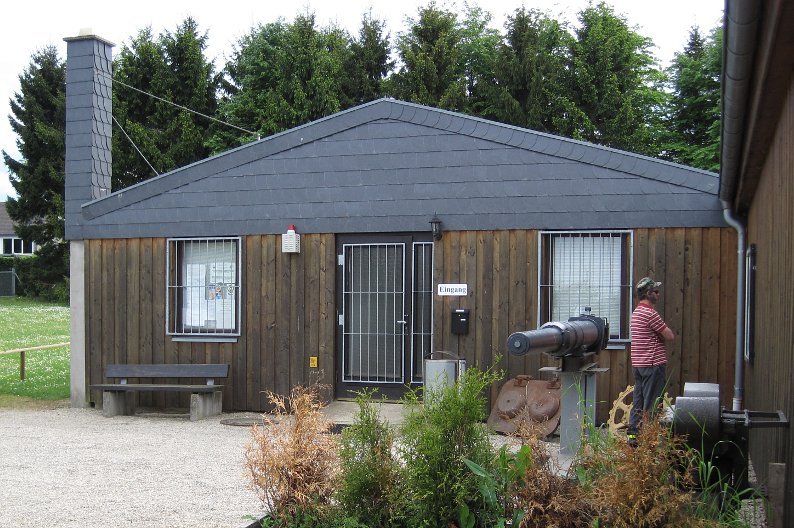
top-left (0, 297), bottom-right (70, 401)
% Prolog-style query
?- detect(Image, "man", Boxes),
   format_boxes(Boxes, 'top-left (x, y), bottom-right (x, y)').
top-left (627, 277), bottom-right (675, 447)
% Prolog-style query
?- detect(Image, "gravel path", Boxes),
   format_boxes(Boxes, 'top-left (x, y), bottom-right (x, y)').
top-left (0, 406), bottom-right (265, 527)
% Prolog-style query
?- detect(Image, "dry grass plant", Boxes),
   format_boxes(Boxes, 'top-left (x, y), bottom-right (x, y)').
top-left (244, 384), bottom-right (338, 522)
top-left (511, 426), bottom-right (595, 528)
top-left (576, 417), bottom-right (721, 528)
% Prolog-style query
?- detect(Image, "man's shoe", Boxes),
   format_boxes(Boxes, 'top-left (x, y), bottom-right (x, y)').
top-left (627, 434), bottom-right (638, 448)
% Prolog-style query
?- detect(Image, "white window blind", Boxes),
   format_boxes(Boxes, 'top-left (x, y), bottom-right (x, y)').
top-left (541, 231), bottom-right (631, 340)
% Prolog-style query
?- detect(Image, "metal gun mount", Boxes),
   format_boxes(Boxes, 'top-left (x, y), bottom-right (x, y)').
top-left (673, 382), bottom-right (789, 491)
top-left (506, 312), bottom-right (610, 455)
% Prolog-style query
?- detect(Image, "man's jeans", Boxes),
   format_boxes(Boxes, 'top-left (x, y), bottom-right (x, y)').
top-left (628, 365), bottom-right (666, 436)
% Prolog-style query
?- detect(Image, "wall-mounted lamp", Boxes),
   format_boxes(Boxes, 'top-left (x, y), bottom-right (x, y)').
top-left (430, 215), bottom-right (443, 241)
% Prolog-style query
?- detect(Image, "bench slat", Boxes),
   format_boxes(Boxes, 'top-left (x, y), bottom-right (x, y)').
top-left (104, 363), bottom-right (229, 379)
top-left (90, 383), bottom-right (224, 393)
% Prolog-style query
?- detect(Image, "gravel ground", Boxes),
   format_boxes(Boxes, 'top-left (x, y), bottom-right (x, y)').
top-left (0, 405), bottom-right (265, 528)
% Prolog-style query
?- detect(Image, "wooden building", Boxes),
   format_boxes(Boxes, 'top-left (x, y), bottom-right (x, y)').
top-left (720, 1), bottom-right (794, 523)
top-left (65, 33), bottom-right (737, 424)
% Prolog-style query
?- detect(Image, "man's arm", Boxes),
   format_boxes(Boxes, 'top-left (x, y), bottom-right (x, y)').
top-left (661, 326), bottom-right (675, 341)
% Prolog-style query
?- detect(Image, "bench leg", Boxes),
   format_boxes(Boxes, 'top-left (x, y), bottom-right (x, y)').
top-left (190, 392), bottom-right (222, 421)
top-left (102, 391), bottom-right (135, 417)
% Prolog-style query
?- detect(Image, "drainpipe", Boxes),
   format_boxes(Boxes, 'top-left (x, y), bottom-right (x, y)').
top-left (721, 200), bottom-right (746, 411)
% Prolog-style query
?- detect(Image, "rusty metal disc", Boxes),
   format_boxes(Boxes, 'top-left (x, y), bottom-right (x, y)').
top-left (496, 388), bottom-right (527, 419)
top-left (527, 393), bottom-right (560, 421)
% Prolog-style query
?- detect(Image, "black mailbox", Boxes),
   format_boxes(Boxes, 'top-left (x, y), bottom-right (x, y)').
top-left (451, 309), bottom-right (470, 335)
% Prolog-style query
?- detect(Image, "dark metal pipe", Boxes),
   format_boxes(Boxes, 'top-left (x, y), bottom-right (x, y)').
top-left (506, 318), bottom-right (603, 357)
top-left (507, 327), bottom-right (563, 356)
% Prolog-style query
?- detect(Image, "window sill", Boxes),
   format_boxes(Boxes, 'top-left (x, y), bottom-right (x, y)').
top-left (170, 336), bottom-right (239, 343)
top-left (605, 342), bottom-right (628, 351)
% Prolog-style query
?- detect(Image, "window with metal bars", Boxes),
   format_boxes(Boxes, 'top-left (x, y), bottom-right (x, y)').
top-left (166, 237), bottom-right (241, 337)
top-left (539, 231), bottom-right (632, 341)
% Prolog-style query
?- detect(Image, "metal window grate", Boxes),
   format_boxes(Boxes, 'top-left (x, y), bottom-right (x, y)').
top-left (539, 231), bottom-right (632, 340)
top-left (342, 243), bottom-right (405, 383)
top-left (411, 242), bottom-right (433, 382)
top-left (166, 237), bottom-right (241, 336)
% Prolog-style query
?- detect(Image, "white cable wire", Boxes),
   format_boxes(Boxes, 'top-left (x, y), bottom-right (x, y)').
top-left (97, 70), bottom-right (260, 138)
top-left (111, 115), bottom-right (160, 176)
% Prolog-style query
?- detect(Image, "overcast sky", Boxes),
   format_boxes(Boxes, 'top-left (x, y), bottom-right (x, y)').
top-left (0, 0), bottom-right (724, 202)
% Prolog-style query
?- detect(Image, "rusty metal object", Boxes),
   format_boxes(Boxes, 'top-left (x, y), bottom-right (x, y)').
top-left (487, 375), bottom-right (561, 437)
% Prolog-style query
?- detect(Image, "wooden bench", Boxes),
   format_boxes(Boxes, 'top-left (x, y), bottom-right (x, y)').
top-left (90, 363), bottom-right (229, 421)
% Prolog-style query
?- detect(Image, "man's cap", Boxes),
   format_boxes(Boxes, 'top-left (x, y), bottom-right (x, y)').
top-left (636, 277), bottom-right (662, 292)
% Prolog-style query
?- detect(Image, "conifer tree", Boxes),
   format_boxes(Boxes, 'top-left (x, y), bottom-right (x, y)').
top-left (388, 2), bottom-right (466, 110)
top-left (567, 2), bottom-right (667, 155)
top-left (112, 18), bottom-right (219, 189)
top-left (341, 13), bottom-right (393, 108)
top-left (663, 26), bottom-right (722, 171)
top-left (2, 46), bottom-right (68, 298)
top-left (481, 7), bottom-right (582, 134)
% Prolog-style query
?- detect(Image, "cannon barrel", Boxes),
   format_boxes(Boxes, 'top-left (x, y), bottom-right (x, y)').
top-left (506, 315), bottom-right (608, 357)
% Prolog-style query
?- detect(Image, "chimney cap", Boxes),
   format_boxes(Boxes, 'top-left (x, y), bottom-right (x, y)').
top-left (64, 31), bottom-right (115, 46)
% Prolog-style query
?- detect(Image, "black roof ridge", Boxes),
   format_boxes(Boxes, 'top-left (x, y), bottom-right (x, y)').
top-left (81, 98), bottom-right (718, 221)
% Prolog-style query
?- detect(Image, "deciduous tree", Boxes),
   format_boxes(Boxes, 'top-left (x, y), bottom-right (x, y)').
top-left (209, 14), bottom-right (348, 152)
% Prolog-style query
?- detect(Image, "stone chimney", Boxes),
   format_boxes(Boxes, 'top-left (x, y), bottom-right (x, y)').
top-left (64, 31), bottom-right (113, 240)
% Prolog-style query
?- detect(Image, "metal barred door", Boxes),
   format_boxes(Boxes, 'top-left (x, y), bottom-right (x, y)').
top-left (337, 236), bottom-right (433, 398)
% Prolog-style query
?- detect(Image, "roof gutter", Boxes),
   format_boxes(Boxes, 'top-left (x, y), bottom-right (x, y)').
top-left (719, 0), bottom-right (761, 411)
top-left (719, 0), bottom-right (761, 204)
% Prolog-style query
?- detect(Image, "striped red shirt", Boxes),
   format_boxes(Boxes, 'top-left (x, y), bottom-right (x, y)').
top-left (630, 303), bottom-right (669, 367)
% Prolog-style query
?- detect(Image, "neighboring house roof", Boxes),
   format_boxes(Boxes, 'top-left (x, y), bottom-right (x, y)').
top-left (74, 98), bottom-right (725, 240)
top-left (0, 202), bottom-right (15, 237)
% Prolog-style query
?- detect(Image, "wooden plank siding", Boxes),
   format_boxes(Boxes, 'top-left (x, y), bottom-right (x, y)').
top-left (83, 228), bottom-right (735, 423)
top-left (84, 234), bottom-right (336, 413)
top-left (744, 77), bottom-right (794, 517)
top-left (432, 228), bottom-right (736, 423)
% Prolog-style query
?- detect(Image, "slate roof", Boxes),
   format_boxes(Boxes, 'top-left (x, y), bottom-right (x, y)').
top-left (70, 98), bottom-right (725, 240)
top-left (0, 202), bottom-right (15, 236)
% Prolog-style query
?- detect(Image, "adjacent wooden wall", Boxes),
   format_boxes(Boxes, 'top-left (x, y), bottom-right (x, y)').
top-left (432, 228), bottom-right (737, 422)
top-left (85, 234), bottom-right (336, 412)
top-left (745, 77), bottom-right (794, 522)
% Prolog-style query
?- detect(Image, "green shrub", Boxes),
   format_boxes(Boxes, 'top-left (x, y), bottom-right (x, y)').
top-left (0, 256), bottom-right (14, 271)
top-left (398, 365), bottom-right (501, 528)
top-left (257, 508), bottom-right (368, 528)
top-left (336, 389), bottom-right (402, 528)
top-left (9, 250), bottom-right (69, 302)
